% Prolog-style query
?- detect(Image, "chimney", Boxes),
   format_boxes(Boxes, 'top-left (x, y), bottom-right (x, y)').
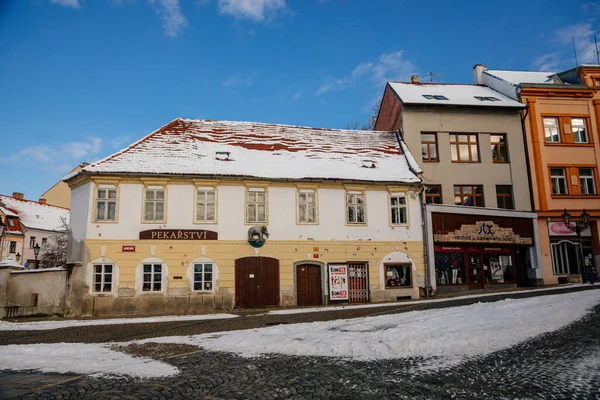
top-left (12, 192), bottom-right (23, 200)
top-left (39, 198), bottom-right (47, 204)
top-left (473, 64), bottom-right (488, 85)
top-left (411, 75), bottom-right (420, 84)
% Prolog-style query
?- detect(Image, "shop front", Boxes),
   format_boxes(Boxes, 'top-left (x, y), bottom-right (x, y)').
top-left (548, 222), bottom-right (595, 282)
top-left (425, 205), bottom-right (539, 294)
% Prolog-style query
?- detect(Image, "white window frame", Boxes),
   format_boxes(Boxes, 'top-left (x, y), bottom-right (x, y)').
top-left (195, 188), bottom-right (217, 223)
top-left (389, 193), bottom-right (408, 226)
top-left (246, 188), bottom-right (267, 224)
top-left (571, 118), bottom-right (589, 143)
top-left (297, 190), bottom-right (318, 224)
top-left (579, 168), bottom-right (597, 195)
top-left (92, 264), bottom-right (114, 293)
top-left (192, 262), bottom-right (214, 292)
top-left (29, 236), bottom-right (36, 248)
top-left (142, 263), bottom-right (164, 292)
top-left (550, 168), bottom-right (568, 195)
top-left (143, 188), bottom-right (166, 222)
top-left (95, 187), bottom-right (118, 222)
top-left (543, 117), bottom-right (561, 143)
top-left (346, 192), bottom-right (366, 225)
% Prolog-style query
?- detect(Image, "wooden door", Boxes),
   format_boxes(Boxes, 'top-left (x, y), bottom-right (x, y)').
top-left (235, 257), bottom-right (280, 308)
top-left (467, 253), bottom-right (484, 289)
top-left (348, 262), bottom-right (369, 303)
top-left (296, 264), bottom-right (322, 306)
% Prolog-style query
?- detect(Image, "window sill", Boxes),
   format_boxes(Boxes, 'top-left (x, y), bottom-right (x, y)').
top-left (492, 161), bottom-right (510, 164)
top-left (450, 161), bottom-right (481, 163)
top-left (194, 220), bottom-right (218, 224)
top-left (92, 220), bottom-right (119, 224)
top-left (346, 223), bottom-right (368, 226)
top-left (551, 195), bottom-right (600, 199)
top-left (141, 220), bottom-right (167, 224)
top-left (422, 160), bottom-right (440, 163)
top-left (544, 142), bottom-right (595, 147)
top-left (391, 224), bottom-right (409, 228)
top-left (297, 222), bottom-right (319, 225)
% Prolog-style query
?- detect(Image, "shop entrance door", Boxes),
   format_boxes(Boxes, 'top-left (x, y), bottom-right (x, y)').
top-left (296, 264), bottom-right (322, 306)
top-left (348, 262), bottom-right (369, 303)
top-left (235, 257), bottom-right (280, 308)
top-left (467, 253), bottom-right (484, 289)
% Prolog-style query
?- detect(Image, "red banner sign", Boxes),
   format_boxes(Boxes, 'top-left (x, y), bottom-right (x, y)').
top-left (122, 246), bottom-right (136, 252)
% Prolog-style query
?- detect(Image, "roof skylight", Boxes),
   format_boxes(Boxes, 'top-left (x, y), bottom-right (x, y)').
top-left (474, 96), bottom-right (500, 101)
top-left (422, 94), bottom-right (449, 100)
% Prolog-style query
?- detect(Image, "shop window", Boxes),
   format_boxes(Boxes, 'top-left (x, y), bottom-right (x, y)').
top-left (346, 192), bottom-right (366, 224)
top-left (579, 168), bottom-right (597, 195)
top-left (435, 252), bottom-right (466, 285)
top-left (543, 117), bottom-right (560, 143)
top-left (297, 190), bottom-right (318, 224)
top-left (454, 185), bottom-right (484, 207)
top-left (450, 134), bottom-right (479, 162)
top-left (389, 194), bottom-right (407, 225)
top-left (421, 133), bottom-right (438, 162)
top-left (143, 188), bottom-right (166, 222)
top-left (196, 189), bottom-right (216, 223)
top-left (551, 240), bottom-right (584, 275)
top-left (425, 185), bottom-right (442, 204)
top-left (385, 265), bottom-right (411, 288)
top-left (496, 185), bottom-right (514, 209)
top-left (193, 263), bottom-right (213, 291)
top-left (490, 134), bottom-right (509, 163)
top-left (93, 264), bottom-right (113, 293)
top-left (95, 188), bottom-right (118, 221)
top-left (483, 254), bottom-right (514, 283)
top-left (29, 236), bottom-right (36, 248)
top-left (550, 168), bottom-right (568, 195)
top-left (572, 118), bottom-right (588, 143)
top-left (9, 241), bottom-right (16, 253)
top-left (143, 264), bottom-right (163, 292)
top-left (246, 189), bottom-right (267, 223)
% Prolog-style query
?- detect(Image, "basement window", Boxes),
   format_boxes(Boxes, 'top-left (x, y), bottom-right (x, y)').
top-left (423, 95), bottom-right (449, 100)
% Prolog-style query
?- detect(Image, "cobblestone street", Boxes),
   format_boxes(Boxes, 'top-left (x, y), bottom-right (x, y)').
top-left (2, 288), bottom-right (600, 399)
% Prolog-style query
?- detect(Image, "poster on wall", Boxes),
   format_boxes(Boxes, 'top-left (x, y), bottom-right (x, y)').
top-left (329, 264), bottom-right (348, 300)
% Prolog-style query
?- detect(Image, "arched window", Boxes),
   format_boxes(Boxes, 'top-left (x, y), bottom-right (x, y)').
top-left (136, 257), bottom-right (168, 294)
top-left (187, 257), bottom-right (219, 292)
top-left (88, 257), bottom-right (119, 295)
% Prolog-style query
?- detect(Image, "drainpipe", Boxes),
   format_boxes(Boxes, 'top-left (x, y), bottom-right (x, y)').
top-left (517, 87), bottom-right (535, 213)
top-left (395, 130), bottom-right (430, 297)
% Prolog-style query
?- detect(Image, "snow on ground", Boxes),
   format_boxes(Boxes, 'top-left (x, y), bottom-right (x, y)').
top-left (0, 313), bottom-right (238, 331)
top-left (0, 343), bottom-right (177, 378)
top-left (138, 290), bottom-right (600, 371)
top-left (268, 283), bottom-right (586, 315)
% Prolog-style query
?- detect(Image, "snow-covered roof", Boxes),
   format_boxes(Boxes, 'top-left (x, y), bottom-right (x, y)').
top-left (387, 82), bottom-right (525, 108)
top-left (0, 207), bottom-right (17, 217)
top-left (67, 119), bottom-right (422, 183)
top-left (0, 196), bottom-right (69, 232)
top-left (0, 259), bottom-right (24, 269)
top-left (484, 70), bottom-right (557, 85)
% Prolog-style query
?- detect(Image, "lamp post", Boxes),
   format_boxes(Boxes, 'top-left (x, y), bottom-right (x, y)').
top-left (561, 209), bottom-right (591, 284)
top-left (0, 219), bottom-right (5, 260)
top-left (15, 252), bottom-right (21, 263)
top-left (33, 243), bottom-right (41, 269)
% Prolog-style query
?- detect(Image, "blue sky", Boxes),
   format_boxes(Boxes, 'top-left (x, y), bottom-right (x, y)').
top-left (0, 0), bottom-right (598, 201)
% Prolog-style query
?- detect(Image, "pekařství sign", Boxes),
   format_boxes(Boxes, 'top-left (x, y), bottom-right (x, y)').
top-left (139, 229), bottom-right (218, 240)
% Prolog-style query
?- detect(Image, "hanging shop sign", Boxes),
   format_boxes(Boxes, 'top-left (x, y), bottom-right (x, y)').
top-left (328, 264), bottom-right (349, 300)
top-left (139, 229), bottom-right (218, 240)
top-left (433, 221), bottom-right (532, 245)
top-left (548, 222), bottom-right (591, 237)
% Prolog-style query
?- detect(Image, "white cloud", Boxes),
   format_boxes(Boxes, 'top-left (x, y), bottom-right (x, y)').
top-left (0, 137), bottom-right (103, 166)
top-left (317, 50), bottom-right (416, 95)
top-left (49, 0), bottom-right (80, 8)
top-left (533, 22), bottom-right (599, 71)
top-left (149, 0), bottom-right (188, 37)
top-left (218, 0), bottom-right (286, 22)
top-left (222, 71), bottom-right (258, 87)
top-left (292, 92), bottom-right (301, 100)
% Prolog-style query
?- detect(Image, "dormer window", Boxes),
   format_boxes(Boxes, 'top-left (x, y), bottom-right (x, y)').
top-left (474, 96), bottom-right (500, 101)
top-left (361, 160), bottom-right (377, 168)
top-left (215, 151), bottom-right (231, 161)
top-left (423, 95), bottom-right (449, 100)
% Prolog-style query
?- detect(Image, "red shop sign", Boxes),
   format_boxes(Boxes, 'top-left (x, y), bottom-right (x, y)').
top-left (434, 245), bottom-right (464, 253)
top-left (122, 246), bottom-right (136, 252)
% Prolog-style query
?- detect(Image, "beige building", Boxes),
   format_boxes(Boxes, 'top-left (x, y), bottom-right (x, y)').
top-left (41, 163), bottom-right (88, 208)
top-left (375, 78), bottom-right (541, 294)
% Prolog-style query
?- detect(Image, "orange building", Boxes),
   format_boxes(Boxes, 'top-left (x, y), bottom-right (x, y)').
top-left (478, 64), bottom-right (600, 285)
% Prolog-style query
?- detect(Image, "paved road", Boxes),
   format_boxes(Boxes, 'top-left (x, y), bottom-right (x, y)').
top-left (2, 286), bottom-right (600, 399)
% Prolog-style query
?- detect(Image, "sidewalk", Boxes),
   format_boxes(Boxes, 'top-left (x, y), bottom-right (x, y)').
top-left (0, 284), bottom-right (597, 347)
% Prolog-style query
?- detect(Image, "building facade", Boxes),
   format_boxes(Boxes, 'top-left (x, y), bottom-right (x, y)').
top-left (65, 119), bottom-right (425, 317)
top-left (374, 77), bottom-right (541, 293)
top-left (41, 163), bottom-right (88, 208)
top-left (479, 64), bottom-right (600, 285)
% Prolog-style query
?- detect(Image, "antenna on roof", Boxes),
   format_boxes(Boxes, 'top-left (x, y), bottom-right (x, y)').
top-left (421, 72), bottom-right (441, 82)
top-left (595, 36), bottom-right (600, 64)
top-left (572, 36), bottom-right (579, 66)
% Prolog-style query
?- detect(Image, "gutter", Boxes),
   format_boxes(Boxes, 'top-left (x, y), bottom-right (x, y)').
top-left (516, 87), bottom-right (536, 213)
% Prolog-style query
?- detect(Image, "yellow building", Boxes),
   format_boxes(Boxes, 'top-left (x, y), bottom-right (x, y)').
top-left (65, 119), bottom-right (426, 317)
top-left (41, 163), bottom-right (88, 208)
